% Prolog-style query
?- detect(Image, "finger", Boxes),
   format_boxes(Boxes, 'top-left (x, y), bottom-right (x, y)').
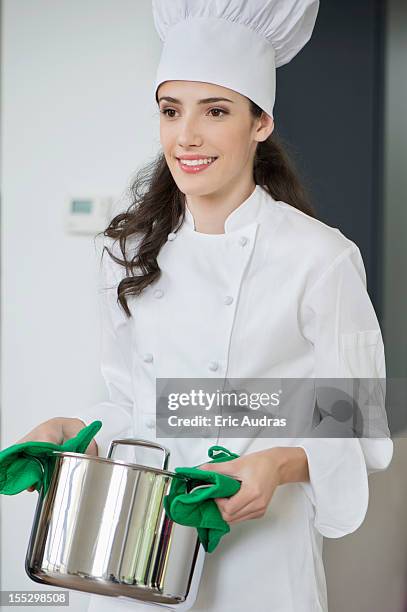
top-left (227, 510), bottom-right (265, 525)
top-left (215, 496), bottom-right (254, 520)
top-left (199, 461), bottom-right (239, 476)
top-left (216, 486), bottom-right (253, 516)
top-left (18, 434), bottom-right (55, 444)
top-left (222, 498), bottom-right (264, 522)
top-left (85, 439), bottom-right (98, 456)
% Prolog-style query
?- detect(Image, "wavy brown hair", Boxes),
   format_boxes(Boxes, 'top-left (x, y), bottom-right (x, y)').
top-left (99, 99), bottom-right (316, 318)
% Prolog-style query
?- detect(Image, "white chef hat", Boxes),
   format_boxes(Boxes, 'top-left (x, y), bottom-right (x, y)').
top-left (152, 0), bottom-right (320, 119)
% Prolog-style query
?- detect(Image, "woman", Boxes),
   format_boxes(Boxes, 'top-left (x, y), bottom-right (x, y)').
top-left (18, 1), bottom-right (393, 610)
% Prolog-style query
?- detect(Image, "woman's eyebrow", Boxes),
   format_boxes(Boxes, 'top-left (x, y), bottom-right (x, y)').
top-left (158, 96), bottom-right (234, 105)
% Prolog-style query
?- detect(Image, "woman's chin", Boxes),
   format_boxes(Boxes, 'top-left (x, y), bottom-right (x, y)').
top-left (174, 180), bottom-right (221, 197)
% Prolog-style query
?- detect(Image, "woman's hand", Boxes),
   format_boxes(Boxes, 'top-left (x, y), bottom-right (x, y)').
top-left (199, 447), bottom-right (309, 525)
top-left (15, 417), bottom-right (98, 492)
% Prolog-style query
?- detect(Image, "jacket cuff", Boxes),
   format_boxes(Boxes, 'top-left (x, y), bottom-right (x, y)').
top-left (294, 438), bottom-right (369, 538)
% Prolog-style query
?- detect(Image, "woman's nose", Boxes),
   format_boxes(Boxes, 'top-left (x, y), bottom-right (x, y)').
top-left (176, 119), bottom-right (203, 147)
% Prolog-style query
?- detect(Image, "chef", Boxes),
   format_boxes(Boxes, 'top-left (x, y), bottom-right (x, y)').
top-left (75, 1), bottom-right (393, 610)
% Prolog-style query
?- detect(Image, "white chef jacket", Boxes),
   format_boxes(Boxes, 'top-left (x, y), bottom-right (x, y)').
top-left (75, 184), bottom-right (393, 612)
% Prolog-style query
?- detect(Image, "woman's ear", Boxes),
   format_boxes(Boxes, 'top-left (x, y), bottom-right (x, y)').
top-left (256, 113), bottom-right (274, 142)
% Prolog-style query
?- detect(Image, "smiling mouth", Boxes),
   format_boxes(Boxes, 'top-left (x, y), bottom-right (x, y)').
top-left (176, 157), bottom-right (218, 173)
top-left (177, 157), bottom-right (218, 165)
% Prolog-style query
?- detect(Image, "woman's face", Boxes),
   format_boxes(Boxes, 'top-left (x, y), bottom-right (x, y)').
top-left (157, 80), bottom-right (273, 199)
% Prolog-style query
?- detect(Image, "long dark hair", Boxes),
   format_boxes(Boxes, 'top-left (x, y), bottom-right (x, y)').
top-left (100, 99), bottom-right (316, 318)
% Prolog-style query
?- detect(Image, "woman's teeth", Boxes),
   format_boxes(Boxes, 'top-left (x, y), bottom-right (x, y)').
top-left (179, 157), bottom-right (216, 166)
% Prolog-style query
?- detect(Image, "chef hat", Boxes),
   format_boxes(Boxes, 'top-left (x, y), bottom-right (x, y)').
top-left (152, 0), bottom-right (319, 119)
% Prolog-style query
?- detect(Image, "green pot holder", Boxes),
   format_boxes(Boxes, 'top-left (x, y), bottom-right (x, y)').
top-left (163, 445), bottom-right (242, 553)
top-left (0, 420), bottom-right (102, 496)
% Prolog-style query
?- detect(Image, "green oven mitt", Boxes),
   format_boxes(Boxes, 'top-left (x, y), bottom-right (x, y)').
top-left (0, 420), bottom-right (102, 496)
top-left (163, 445), bottom-right (241, 553)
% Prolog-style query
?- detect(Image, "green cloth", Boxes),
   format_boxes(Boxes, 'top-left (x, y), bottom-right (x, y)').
top-left (0, 420), bottom-right (102, 496)
top-left (163, 445), bottom-right (241, 553)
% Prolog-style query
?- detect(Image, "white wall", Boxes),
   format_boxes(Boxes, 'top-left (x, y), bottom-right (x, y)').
top-left (1, 2), bottom-right (160, 609)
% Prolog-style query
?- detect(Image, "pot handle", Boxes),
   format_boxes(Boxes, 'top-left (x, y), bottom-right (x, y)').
top-left (106, 438), bottom-right (170, 471)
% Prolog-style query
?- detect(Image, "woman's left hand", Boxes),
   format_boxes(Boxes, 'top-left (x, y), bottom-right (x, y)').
top-left (198, 448), bottom-right (282, 525)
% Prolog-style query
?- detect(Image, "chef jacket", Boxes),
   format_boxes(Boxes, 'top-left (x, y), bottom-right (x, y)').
top-left (76, 184), bottom-right (393, 612)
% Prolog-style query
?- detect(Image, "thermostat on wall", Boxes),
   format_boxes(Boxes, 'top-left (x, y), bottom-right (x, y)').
top-left (66, 196), bottom-right (114, 235)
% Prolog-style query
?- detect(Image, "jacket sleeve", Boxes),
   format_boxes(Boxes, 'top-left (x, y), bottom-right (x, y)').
top-left (72, 238), bottom-right (134, 458)
top-left (295, 244), bottom-right (393, 538)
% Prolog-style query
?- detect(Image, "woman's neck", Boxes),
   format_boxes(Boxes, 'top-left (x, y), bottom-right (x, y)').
top-left (185, 180), bottom-right (256, 234)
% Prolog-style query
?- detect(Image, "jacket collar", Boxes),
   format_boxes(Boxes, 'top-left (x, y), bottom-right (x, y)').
top-left (183, 184), bottom-right (263, 234)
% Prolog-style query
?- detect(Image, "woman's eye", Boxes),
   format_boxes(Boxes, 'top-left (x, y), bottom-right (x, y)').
top-left (160, 108), bottom-right (177, 118)
top-left (159, 108), bottom-right (227, 118)
top-left (209, 108), bottom-right (226, 118)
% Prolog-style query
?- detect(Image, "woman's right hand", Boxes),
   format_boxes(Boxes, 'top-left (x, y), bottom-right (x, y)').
top-left (15, 417), bottom-right (98, 492)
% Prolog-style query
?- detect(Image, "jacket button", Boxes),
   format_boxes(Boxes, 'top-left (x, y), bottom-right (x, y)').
top-left (224, 295), bottom-right (234, 305)
top-left (153, 289), bottom-right (164, 299)
top-left (167, 232), bottom-right (177, 241)
top-left (239, 236), bottom-right (248, 246)
top-left (208, 361), bottom-right (219, 371)
top-left (146, 418), bottom-right (155, 429)
top-left (143, 353), bottom-right (153, 363)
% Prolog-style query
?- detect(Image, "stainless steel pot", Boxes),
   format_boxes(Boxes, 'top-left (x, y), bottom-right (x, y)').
top-left (25, 438), bottom-right (204, 607)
